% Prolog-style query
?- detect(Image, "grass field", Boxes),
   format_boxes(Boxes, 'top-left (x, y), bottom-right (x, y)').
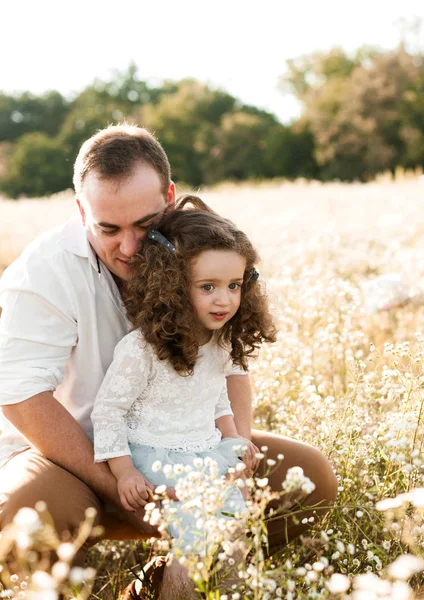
top-left (2, 178), bottom-right (424, 598)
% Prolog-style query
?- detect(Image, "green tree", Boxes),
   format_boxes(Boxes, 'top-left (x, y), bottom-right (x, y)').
top-left (263, 124), bottom-right (319, 179)
top-left (206, 111), bottom-right (276, 183)
top-left (142, 79), bottom-right (237, 186)
top-left (0, 91), bottom-right (68, 142)
top-left (58, 102), bottom-right (131, 160)
top-left (281, 45), bottom-right (424, 180)
top-left (0, 132), bottom-right (71, 198)
top-left (400, 66), bottom-right (424, 167)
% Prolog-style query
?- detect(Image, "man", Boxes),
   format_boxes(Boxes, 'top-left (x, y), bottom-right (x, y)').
top-left (0, 125), bottom-right (338, 599)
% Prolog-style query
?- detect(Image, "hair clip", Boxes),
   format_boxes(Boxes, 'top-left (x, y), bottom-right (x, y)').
top-left (148, 230), bottom-right (176, 253)
top-left (251, 268), bottom-right (260, 281)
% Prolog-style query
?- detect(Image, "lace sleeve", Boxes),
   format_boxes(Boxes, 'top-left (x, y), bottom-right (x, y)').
top-left (214, 380), bottom-right (234, 420)
top-left (91, 331), bottom-right (151, 462)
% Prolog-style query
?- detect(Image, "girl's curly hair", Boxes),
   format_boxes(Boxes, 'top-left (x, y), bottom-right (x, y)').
top-left (123, 195), bottom-right (277, 375)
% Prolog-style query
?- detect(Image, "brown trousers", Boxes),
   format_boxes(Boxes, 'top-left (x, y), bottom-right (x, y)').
top-left (0, 431), bottom-right (338, 561)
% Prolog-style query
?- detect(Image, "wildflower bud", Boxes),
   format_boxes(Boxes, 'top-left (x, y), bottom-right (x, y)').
top-left (69, 566), bottom-right (85, 585)
top-left (57, 543), bottom-right (75, 562)
top-left (326, 573), bottom-right (350, 594)
top-left (256, 477), bottom-right (268, 488)
top-left (52, 561), bottom-right (70, 582)
top-left (31, 571), bottom-right (56, 590)
top-left (85, 507), bottom-right (97, 519)
top-left (84, 567), bottom-right (96, 580)
top-left (13, 508), bottom-right (43, 535)
top-left (387, 555), bottom-right (424, 580)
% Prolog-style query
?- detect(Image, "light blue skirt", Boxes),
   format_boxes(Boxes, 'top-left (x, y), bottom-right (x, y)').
top-left (130, 437), bottom-right (247, 555)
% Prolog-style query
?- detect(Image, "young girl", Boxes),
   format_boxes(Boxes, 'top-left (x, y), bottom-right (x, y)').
top-left (91, 196), bottom-right (276, 596)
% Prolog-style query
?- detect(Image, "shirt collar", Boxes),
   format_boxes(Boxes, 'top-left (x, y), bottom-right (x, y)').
top-left (63, 217), bottom-right (99, 272)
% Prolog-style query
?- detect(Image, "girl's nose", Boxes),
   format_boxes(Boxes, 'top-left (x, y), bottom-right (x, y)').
top-left (215, 288), bottom-right (231, 306)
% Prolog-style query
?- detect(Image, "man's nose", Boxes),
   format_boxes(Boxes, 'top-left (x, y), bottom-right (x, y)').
top-left (120, 230), bottom-right (142, 257)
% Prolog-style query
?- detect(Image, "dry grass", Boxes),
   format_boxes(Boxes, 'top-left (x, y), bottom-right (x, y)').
top-left (3, 177), bottom-right (424, 598)
top-left (2, 178), bottom-right (424, 274)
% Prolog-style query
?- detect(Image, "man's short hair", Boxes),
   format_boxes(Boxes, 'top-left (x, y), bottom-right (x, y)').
top-left (73, 124), bottom-right (171, 197)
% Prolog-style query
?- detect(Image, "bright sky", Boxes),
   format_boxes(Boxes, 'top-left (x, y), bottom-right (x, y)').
top-left (2, 0), bottom-right (423, 123)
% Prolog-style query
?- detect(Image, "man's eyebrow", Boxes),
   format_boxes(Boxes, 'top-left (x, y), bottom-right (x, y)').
top-left (97, 212), bottom-right (160, 228)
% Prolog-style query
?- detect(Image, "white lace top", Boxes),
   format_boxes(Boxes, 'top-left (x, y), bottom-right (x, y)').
top-left (91, 330), bottom-right (235, 461)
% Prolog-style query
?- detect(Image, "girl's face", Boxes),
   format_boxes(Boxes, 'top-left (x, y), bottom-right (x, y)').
top-left (189, 249), bottom-right (246, 343)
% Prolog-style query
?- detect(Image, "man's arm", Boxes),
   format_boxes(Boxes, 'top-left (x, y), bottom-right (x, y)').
top-left (2, 391), bottom-right (121, 506)
top-left (226, 374), bottom-right (253, 440)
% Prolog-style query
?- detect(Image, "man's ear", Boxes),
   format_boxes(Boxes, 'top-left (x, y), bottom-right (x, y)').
top-left (167, 181), bottom-right (176, 208)
top-left (76, 198), bottom-right (86, 226)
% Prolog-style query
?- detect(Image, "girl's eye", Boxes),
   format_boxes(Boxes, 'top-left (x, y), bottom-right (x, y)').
top-left (229, 283), bottom-right (241, 290)
top-left (202, 284), bottom-right (215, 292)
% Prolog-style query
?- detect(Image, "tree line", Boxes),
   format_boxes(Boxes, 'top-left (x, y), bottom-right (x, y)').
top-left (0, 43), bottom-right (423, 198)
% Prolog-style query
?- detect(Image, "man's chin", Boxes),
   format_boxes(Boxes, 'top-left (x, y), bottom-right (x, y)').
top-left (109, 261), bottom-right (134, 282)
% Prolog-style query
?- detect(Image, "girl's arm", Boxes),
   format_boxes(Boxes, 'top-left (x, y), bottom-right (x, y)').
top-left (91, 332), bottom-right (151, 463)
top-left (226, 374), bottom-right (254, 440)
top-left (108, 455), bottom-right (155, 511)
top-left (215, 381), bottom-right (259, 475)
top-left (215, 414), bottom-right (239, 438)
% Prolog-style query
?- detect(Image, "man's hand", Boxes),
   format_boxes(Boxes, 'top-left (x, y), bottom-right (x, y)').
top-left (117, 466), bottom-right (155, 511)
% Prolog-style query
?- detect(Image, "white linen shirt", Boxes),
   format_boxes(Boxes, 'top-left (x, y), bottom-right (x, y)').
top-left (0, 217), bottom-right (130, 466)
top-left (0, 217), bottom-right (246, 467)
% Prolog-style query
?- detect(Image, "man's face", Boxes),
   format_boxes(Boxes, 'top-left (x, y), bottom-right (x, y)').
top-left (77, 163), bottom-right (175, 281)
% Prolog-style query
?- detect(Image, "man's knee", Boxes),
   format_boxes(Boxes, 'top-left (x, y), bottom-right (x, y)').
top-left (0, 450), bottom-right (103, 540)
top-left (251, 430), bottom-right (338, 505)
top-left (304, 445), bottom-right (338, 505)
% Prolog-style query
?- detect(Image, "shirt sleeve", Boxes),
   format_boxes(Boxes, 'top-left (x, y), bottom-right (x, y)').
top-left (227, 362), bottom-right (248, 376)
top-left (91, 332), bottom-right (151, 462)
top-left (0, 256), bottom-right (78, 405)
top-left (214, 380), bottom-right (234, 420)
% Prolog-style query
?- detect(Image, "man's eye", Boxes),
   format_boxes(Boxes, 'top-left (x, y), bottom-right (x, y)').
top-left (202, 284), bottom-right (214, 292)
top-left (100, 229), bottom-right (118, 236)
top-left (229, 283), bottom-right (241, 290)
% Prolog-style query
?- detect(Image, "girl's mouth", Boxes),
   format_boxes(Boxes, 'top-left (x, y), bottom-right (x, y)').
top-left (210, 312), bottom-right (228, 321)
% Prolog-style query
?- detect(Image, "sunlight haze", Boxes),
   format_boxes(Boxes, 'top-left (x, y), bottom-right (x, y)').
top-left (2, 0), bottom-right (423, 122)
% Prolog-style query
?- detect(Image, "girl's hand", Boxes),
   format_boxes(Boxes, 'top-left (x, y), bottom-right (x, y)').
top-left (117, 467), bottom-right (155, 511)
top-left (242, 440), bottom-right (260, 476)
